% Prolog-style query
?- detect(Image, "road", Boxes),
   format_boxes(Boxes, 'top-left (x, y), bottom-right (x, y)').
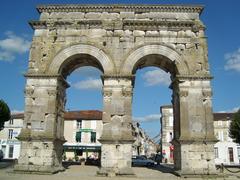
top-left (0, 161), bottom-right (239, 180)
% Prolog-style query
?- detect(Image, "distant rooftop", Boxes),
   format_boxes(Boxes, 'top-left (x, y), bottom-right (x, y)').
top-left (11, 110), bottom-right (235, 121)
top-left (11, 110), bottom-right (102, 120)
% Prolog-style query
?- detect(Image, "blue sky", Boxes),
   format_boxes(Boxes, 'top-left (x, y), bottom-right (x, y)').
top-left (0, 0), bottom-right (240, 138)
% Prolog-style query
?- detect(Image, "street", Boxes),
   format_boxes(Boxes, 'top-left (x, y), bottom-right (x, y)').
top-left (0, 161), bottom-right (239, 180)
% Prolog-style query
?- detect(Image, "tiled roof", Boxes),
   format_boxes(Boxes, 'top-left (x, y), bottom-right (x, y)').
top-left (64, 110), bottom-right (102, 120)
top-left (213, 113), bottom-right (235, 121)
top-left (11, 110), bottom-right (102, 120)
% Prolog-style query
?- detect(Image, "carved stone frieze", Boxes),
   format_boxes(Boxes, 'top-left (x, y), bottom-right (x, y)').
top-left (122, 88), bottom-right (133, 97)
top-left (178, 90), bottom-right (189, 97)
top-left (103, 89), bottom-right (112, 97)
top-left (24, 87), bottom-right (34, 96)
top-left (47, 89), bottom-right (58, 96)
top-left (202, 89), bottom-right (212, 98)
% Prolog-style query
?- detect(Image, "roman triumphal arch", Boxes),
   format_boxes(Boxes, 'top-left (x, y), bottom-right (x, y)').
top-left (15, 4), bottom-right (217, 176)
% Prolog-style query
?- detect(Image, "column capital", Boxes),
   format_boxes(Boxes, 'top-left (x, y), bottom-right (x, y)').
top-left (101, 74), bottom-right (135, 86)
top-left (24, 73), bottom-right (70, 88)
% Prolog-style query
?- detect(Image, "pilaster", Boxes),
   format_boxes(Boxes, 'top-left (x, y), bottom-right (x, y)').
top-left (14, 74), bottom-right (69, 174)
top-left (98, 75), bottom-right (135, 176)
top-left (171, 75), bottom-right (217, 176)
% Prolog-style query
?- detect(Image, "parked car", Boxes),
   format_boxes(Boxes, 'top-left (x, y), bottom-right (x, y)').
top-left (0, 150), bottom-right (3, 161)
top-left (132, 155), bottom-right (155, 167)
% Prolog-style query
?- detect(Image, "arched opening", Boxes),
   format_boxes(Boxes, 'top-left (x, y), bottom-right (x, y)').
top-left (131, 54), bottom-right (177, 167)
top-left (57, 54), bottom-right (105, 167)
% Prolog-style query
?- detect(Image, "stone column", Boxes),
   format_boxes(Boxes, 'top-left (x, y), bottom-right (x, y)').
top-left (98, 75), bottom-right (135, 176)
top-left (14, 74), bottom-right (69, 174)
top-left (172, 76), bottom-right (217, 177)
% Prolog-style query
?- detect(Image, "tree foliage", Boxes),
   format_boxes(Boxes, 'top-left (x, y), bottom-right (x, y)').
top-left (229, 109), bottom-right (240, 144)
top-left (0, 99), bottom-right (11, 131)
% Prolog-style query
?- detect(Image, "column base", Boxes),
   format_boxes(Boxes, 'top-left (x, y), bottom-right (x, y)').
top-left (173, 139), bottom-right (218, 177)
top-left (14, 138), bottom-right (65, 174)
top-left (97, 167), bottom-right (135, 177)
top-left (14, 164), bottom-right (65, 174)
top-left (98, 141), bottom-right (135, 177)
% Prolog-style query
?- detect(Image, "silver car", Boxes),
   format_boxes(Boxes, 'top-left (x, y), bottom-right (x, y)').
top-left (132, 156), bottom-right (155, 167)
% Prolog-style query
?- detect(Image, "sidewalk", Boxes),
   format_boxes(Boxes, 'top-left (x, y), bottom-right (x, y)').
top-left (0, 163), bottom-right (239, 180)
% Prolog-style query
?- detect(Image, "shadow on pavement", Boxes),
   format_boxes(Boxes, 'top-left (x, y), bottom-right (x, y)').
top-left (147, 163), bottom-right (176, 175)
top-left (62, 160), bottom-right (100, 169)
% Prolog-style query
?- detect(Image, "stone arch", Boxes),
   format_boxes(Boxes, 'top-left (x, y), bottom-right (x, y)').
top-left (120, 44), bottom-right (188, 75)
top-left (48, 44), bottom-right (115, 77)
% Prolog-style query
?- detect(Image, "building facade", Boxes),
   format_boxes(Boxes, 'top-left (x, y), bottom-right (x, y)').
top-left (63, 110), bottom-right (102, 161)
top-left (132, 122), bottom-right (157, 157)
top-left (0, 111), bottom-right (156, 161)
top-left (0, 113), bottom-right (23, 159)
top-left (160, 106), bottom-right (240, 165)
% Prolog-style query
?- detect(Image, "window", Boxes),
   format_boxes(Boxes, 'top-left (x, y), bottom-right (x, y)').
top-left (228, 147), bottom-right (234, 162)
top-left (76, 120), bottom-right (82, 129)
top-left (91, 120), bottom-right (96, 129)
top-left (218, 121), bottom-right (222, 126)
top-left (8, 145), bottom-right (14, 158)
top-left (214, 147), bottom-right (218, 158)
top-left (169, 132), bottom-right (173, 142)
top-left (237, 147), bottom-right (240, 161)
top-left (218, 131), bottom-right (224, 141)
top-left (8, 129), bottom-right (13, 139)
top-left (91, 132), bottom-right (96, 143)
top-left (76, 132), bottom-right (81, 142)
top-left (9, 118), bottom-right (14, 125)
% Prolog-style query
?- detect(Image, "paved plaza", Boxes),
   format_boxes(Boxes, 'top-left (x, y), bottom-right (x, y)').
top-left (0, 161), bottom-right (240, 180)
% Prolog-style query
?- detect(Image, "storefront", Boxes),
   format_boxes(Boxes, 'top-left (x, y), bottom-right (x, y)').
top-left (63, 145), bottom-right (101, 161)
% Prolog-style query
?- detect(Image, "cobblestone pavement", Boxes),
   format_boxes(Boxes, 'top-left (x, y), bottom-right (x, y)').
top-left (0, 163), bottom-right (239, 180)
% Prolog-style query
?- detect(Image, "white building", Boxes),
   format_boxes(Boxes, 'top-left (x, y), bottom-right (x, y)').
top-left (63, 110), bottom-right (103, 160)
top-left (213, 113), bottom-right (240, 165)
top-left (0, 113), bottom-right (23, 159)
top-left (160, 105), bottom-right (174, 163)
top-left (160, 105), bottom-right (240, 165)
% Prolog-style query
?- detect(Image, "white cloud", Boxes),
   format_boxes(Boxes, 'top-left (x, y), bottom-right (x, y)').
top-left (224, 48), bottom-right (240, 72)
top-left (0, 31), bottom-right (31, 61)
top-left (72, 78), bottom-right (102, 90)
top-left (142, 69), bottom-right (171, 87)
top-left (217, 106), bottom-right (240, 113)
top-left (133, 114), bottom-right (161, 122)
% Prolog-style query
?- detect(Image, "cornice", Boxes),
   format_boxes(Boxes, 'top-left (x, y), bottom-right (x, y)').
top-left (29, 20), bottom-right (103, 29)
top-left (29, 19), bottom-right (203, 31)
top-left (123, 19), bottom-right (204, 31)
top-left (175, 74), bottom-right (213, 80)
top-left (37, 4), bottom-right (204, 14)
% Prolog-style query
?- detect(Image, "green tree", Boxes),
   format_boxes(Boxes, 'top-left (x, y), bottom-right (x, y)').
top-left (229, 109), bottom-right (240, 144)
top-left (0, 99), bottom-right (11, 131)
